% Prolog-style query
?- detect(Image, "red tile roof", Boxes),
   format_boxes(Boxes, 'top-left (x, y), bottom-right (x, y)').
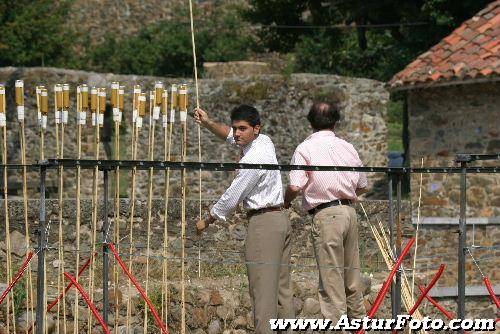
top-left (389, 0), bottom-right (500, 90)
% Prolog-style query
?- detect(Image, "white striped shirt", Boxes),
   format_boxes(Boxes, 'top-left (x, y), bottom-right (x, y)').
top-left (210, 129), bottom-right (284, 221)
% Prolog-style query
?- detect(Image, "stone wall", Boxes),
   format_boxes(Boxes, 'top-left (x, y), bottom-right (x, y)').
top-left (0, 67), bottom-right (388, 199)
top-left (406, 83), bottom-right (500, 313)
top-left (407, 82), bottom-right (500, 218)
top-left (203, 62), bottom-right (276, 79)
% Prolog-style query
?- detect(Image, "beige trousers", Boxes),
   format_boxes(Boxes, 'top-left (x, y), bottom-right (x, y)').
top-left (245, 210), bottom-right (294, 334)
top-left (311, 205), bottom-right (366, 323)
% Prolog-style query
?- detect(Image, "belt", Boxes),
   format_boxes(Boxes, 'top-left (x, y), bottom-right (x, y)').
top-left (308, 199), bottom-right (352, 215)
top-left (247, 206), bottom-right (282, 219)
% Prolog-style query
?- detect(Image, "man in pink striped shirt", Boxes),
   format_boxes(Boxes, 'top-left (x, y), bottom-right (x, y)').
top-left (284, 101), bottom-right (368, 323)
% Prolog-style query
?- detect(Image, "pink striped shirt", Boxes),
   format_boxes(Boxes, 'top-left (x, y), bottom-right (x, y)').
top-left (289, 130), bottom-right (368, 211)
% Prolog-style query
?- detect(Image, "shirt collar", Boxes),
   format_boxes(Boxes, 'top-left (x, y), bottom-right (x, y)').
top-left (307, 130), bottom-right (336, 140)
top-left (241, 134), bottom-right (261, 155)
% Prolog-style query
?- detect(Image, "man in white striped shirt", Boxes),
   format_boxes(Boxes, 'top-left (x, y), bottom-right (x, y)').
top-left (195, 105), bottom-right (294, 334)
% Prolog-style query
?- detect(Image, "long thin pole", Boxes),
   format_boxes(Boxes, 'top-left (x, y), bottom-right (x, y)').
top-left (178, 85), bottom-right (188, 334)
top-left (458, 161), bottom-right (467, 332)
top-left (113, 86), bottom-right (121, 334)
top-left (188, 0), bottom-right (203, 279)
top-left (88, 90), bottom-right (102, 334)
top-left (55, 86), bottom-right (61, 334)
top-left (144, 89), bottom-right (158, 334)
top-left (103, 169), bottom-right (110, 326)
top-left (387, 173), bottom-right (396, 318)
top-left (36, 166), bottom-right (47, 334)
top-left (394, 173), bottom-right (402, 315)
top-left (161, 115), bottom-right (173, 323)
top-left (126, 92), bottom-right (142, 333)
top-left (16, 81), bottom-right (35, 334)
top-left (3, 122), bottom-right (16, 334)
top-left (180, 120), bottom-right (187, 334)
top-left (56, 87), bottom-right (68, 334)
top-left (74, 86), bottom-right (84, 334)
top-left (411, 157), bottom-right (425, 301)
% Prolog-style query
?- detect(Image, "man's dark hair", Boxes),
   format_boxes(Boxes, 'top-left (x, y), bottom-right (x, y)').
top-left (307, 101), bottom-right (341, 131)
top-left (230, 104), bottom-right (261, 127)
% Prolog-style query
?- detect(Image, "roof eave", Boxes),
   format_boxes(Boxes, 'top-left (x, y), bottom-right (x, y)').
top-left (388, 75), bottom-right (500, 92)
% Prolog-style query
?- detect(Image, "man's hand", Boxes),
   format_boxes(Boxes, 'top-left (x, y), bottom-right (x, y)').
top-left (194, 107), bottom-right (210, 126)
top-left (192, 107), bottom-right (230, 141)
top-left (284, 185), bottom-right (301, 209)
top-left (196, 214), bottom-right (216, 235)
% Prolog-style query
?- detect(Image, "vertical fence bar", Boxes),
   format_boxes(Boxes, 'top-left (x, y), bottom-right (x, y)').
top-left (36, 166), bottom-right (47, 334)
top-left (102, 168), bottom-right (110, 326)
top-left (394, 173), bottom-right (402, 315)
top-left (458, 160), bottom-right (467, 328)
top-left (388, 172), bottom-right (397, 318)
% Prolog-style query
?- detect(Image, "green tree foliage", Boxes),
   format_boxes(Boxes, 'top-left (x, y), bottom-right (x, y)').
top-left (83, 3), bottom-right (258, 77)
top-left (0, 1), bottom-right (257, 77)
top-left (0, 0), bottom-right (75, 67)
top-left (246, 0), bottom-right (492, 81)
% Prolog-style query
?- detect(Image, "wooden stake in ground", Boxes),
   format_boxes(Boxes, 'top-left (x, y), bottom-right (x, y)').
top-left (16, 80), bottom-right (35, 334)
top-left (126, 88), bottom-right (144, 333)
top-left (54, 83), bottom-right (66, 334)
top-left (74, 84), bottom-right (88, 334)
top-left (187, 0), bottom-right (203, 279)
top-left (143, 83), bottom-right (162, 334)
top-left (59, 83), bottom-right (70, 334)
top-left (110, 82), bottom-right (122, 334)
top-left (1, 83), bottom-right (17, 334)
top-left (38, 86), bottom-right (49, 334)
top-left (161, 84), bottom-right (175, 323)
top-left (178, 84), bottom-right (189, 334)
top-left (411, 157), bottom-right (425, 300)
top-left (88, 87), bottom-right (105, 334)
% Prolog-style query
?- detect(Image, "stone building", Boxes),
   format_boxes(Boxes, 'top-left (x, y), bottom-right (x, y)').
top-left (389, 1), bottom-right (499, 297)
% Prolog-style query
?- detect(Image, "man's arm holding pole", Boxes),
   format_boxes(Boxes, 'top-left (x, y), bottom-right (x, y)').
top-left (194, 107), bottom-right (230, 140)
top-left (193, 107), bottom-right (231, 233)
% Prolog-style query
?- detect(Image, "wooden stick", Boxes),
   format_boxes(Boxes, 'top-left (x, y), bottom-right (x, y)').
top-left (3, 125), bottom-right (16, 334)
top-left (178, 84), bottom-right (188, 334)
top-left (16, 80), bottom-right (35, 334)
top-left (38, 87), bottom-right (48, 334)
top-left (35, 87), bottom-right (49, 334)
top-left (74, 84), bottom-right (86, 334)
top-left (88, 88), bottom-right (103, 334)
top-left (360, 204), bottom-right (424, 325)
top-left (180, 120), bottom-right (187, 334)
top-left (188, 0), bottom-right (203, 280)
top-left (55, 83), bottom-right (68, 334)
top-left (126, 92), bottom-right (144, 333)
top-left (411, 157), bottom-right (425, 300)
top-left (113, 84), bottom-right (122, 334)
top-left (1, 84), bottom-right (15, 333)
top-left (143, 90), bottom-right (156, 334)
top-left (161, 110), bottom-right (174, 324)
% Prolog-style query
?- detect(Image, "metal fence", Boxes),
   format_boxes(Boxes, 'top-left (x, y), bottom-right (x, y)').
top-left (0, 153), bottom-right (499, 334)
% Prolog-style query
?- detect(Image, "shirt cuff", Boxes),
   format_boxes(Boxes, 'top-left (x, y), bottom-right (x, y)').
top-left (210, 206), bottom-right (227, 222)
top-left (226, 128), bottom-right (235, 145)
top-left (289, 171), bottom-right (308, 189)
top-left (358, 176), bottom-right (368, 189)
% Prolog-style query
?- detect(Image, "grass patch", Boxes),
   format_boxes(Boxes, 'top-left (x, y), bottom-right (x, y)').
top-left (201, 263), bottom-right (247, 278)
